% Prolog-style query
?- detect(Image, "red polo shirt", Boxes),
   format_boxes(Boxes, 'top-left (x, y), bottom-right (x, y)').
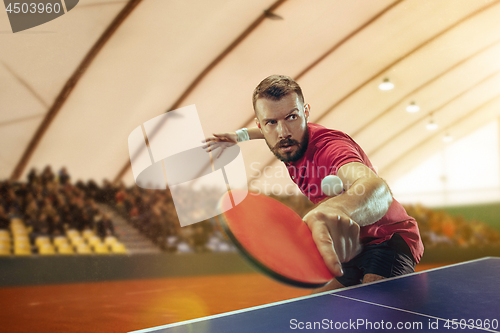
top-left (286, 123), bottom-right (424, 263)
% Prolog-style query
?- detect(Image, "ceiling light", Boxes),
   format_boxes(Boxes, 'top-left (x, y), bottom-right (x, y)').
top-left (426, 120), bottom-right (438, 131)
top-left (406, 101), bottom-right (420, 113)
top-left (378, 78), bottom-right (394, 91)
top-left (443, 133), bottom-right (453, 143)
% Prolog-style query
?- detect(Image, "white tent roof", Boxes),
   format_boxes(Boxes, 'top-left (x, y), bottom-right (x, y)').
top-left (2, 0), bottom-right (500, 195)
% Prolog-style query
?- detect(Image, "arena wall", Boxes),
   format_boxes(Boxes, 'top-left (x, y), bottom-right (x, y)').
top-left (1, 250), bottom-right (499, 287)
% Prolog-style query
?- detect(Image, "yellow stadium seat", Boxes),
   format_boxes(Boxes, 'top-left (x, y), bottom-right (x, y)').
top-left (66, 229), bottom-right (79, 239)
top-left (10, 218), bottom-right (24, 227)
top-left (11, 220), bottom-right (24, 226)
top-left (12, 227), bottom-right (28, 237)
top-left (104, 236), bottom-right (118, 246)
top-left (14, 236), bottom-right (30, 247)
top-left (93, 242), bottom-right (109, 254)
top-left (0, 229), bottom-right (10, 237)
top-left (38, 243), bottom-right (56, 255)
top-left (70, 236), bottom-right (84, 247)
top-left (57, 243), bottom-right (74, 255)
top-left (0, 243), bottom-right (10, 256)
top-left (0, 234), bottom-right (10, 244)
top-left (53, 236), bottom-right (68, 246)
top-left (35, 236), bottom-right (51, 247)
top-left (82, 229), bottom-right (95, 240)
top-left (14, 243), bottom-right (31, 256)
top-left (87, 236), bottom-right (101, 247)
top-left (0, 239), bottom-right (9, 248)
top-left (111, 242), bottom-right (127, 254)
top-left (75, 243), bottom-right (92, 254)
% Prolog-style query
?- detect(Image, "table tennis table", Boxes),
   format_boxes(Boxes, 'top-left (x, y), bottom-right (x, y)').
top-left (131, 257), bottom-right (500, 332)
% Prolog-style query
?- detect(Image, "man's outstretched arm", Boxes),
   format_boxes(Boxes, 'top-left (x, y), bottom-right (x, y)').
top-left (202, 127), bottom-right (263, 157)
top-left (303, 162), bottom-right (393, 277)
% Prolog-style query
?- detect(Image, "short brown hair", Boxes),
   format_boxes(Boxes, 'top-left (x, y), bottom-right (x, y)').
top-left (252, 75), bottom-right (304, 111)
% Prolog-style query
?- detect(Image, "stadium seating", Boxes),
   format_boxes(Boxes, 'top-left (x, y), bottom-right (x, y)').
top-left (56, 242), bottom-right (74, 255)
top-left (14, 243), bottom-right (31, 256)
top-left (75, 243), bottom-right (92, 255)
top-left (93, 242), bottom-right (109, 254)
top-left (0, 243), bottom-right (10, 256)
top-left (111, 242), bottom-right (127, 254)
top-left (38, 243), bottom-right (56, 255)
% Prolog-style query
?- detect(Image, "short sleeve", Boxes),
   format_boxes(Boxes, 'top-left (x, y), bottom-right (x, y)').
top-left (314, 138), bottom-right (364, 175)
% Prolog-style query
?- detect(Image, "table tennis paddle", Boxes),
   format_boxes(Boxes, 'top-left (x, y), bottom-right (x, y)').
top-left (217, 190), bottom-right (334, 288)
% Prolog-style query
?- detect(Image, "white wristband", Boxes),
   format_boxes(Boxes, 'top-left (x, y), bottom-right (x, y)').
top-left (235, 128), bottom-right (250, 142)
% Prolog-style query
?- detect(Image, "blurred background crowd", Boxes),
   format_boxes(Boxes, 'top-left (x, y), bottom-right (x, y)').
top-left (1, 165), bottom-right (500, 256)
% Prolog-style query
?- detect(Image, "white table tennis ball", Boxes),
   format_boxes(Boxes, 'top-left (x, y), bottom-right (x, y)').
top-left (321, 175), bottom-right (343, 196)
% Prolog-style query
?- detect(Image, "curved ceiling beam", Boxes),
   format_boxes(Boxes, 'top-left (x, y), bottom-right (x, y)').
top-left (379, 93), bottom-right (500, 177)
top-left (243, 1), bottom-right (405, 186)
top-left (295, 0), bottom-right (404, 80)
top-left (167, 0), bottom-right (288, 113)
top-left (238, 0), bottom-right (403, 132)
top-left (249, 0), bottom-right (500, 183)
top-left (114, 0), bottom-right (289, 183)
top-left (352, 38), bottom-right (500, 138)
top-left (367, 68), bottom-right (500, 157)
top-left (10, 0), bottom-right (143, 181)
top-left (312, 0), bottom-right (500, 127)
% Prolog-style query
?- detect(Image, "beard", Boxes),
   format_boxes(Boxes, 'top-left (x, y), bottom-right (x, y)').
top-left (267, 126), bottom-right (309, 163)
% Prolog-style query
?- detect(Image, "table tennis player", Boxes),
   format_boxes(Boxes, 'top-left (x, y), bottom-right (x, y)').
top-left (203, 75), bottom-right (424, 292)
